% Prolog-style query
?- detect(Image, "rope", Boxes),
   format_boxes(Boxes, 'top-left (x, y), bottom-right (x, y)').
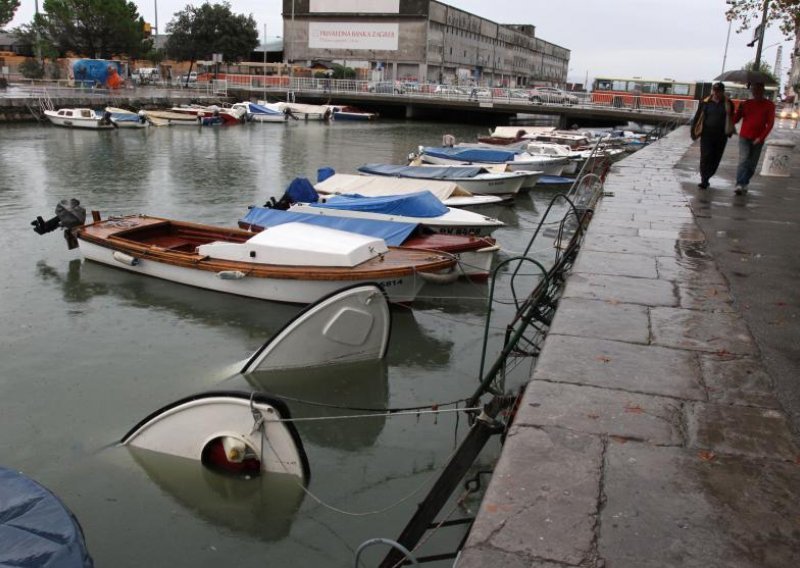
top-left (270, 394), bottom-right (473, 414)
top-left (264, 405), bottom-right (482, 424)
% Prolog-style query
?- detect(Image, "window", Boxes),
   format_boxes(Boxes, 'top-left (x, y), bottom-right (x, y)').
top-left (673, 83), bottom-right (690, 96)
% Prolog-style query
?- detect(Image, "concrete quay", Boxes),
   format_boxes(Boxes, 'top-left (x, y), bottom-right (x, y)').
top-left (457, 125), bottom-right (800, 567)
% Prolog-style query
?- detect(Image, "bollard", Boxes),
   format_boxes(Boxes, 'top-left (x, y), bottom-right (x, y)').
top-left (760, 139), bottom-right (795, 177)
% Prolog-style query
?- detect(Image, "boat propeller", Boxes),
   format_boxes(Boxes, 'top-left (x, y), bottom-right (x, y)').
top-left (31, 198), bottom-right (87, 249)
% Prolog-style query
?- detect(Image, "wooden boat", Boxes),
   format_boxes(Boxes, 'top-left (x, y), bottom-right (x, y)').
top-left (44, 108), bottom-right (115, 130)
top-left (239, 207), bottom-right (499, 280)
top-left (73, 214), bottom-right (456, 304)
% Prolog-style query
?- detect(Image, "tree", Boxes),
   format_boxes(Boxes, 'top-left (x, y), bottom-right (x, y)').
top-left (18, 57), bottom-right (45, 78)
top-left (13, 20), bottom-right (59, 60)
top-left (726, 1), bottom-right (800, 39)
top-left (744, 58), bottom-right (780, 81)
top-left (0, 0), bottom-right (20, 29)
top-left (165, 2), bottom-right (258, 71)
top-left (40, 0), bottom-right (152, 59)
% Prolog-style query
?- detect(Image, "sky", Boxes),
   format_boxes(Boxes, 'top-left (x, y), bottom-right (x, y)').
top-left (7, 0), bottom-right (796, 87)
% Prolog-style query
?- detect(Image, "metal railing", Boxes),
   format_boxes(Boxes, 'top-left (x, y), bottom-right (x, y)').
top-left (1, 75), bottom-right (699, 117)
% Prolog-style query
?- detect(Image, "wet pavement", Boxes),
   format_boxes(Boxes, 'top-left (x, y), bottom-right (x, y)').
top-left (457, 125), bottom-right (800, 567)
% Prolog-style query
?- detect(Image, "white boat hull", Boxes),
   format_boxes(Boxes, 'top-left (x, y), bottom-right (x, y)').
top-left (77, 239), bottom-right (426, 304)
top-left (421, 153), bottom-right (565, 176)
top-left (453, 174), bottom-right (526, 195)
top-left (44, 111), bottom-right (113, 130)
top-left (452, 244), bottom-right (499, 279)
top-left (251, 113), bottom-right (288, 123)
top-left (289, 203), bottom-right (502, 237)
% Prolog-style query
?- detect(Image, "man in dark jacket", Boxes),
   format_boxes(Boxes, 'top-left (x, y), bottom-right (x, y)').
top-left (691, 82), bottom-right (735, 189)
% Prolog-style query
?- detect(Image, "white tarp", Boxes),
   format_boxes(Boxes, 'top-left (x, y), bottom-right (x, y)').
top-left (315, 174), bottom-right (471, 200)
top-left (489, 126), bottom-right (555, 138)
top-left (308, 22), bottom-right (399, 51)
top-left (310, 0), bottom-right (399, 13)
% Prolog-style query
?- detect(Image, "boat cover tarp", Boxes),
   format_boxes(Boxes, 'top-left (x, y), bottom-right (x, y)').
top-left (317, 167), bottom-right (336, 183)
top-left (423, 146), bottom-right (516, 163)
top-left (110, 113), bottom-right (141, 123)
top-left (247, 102), bottom-right (283, 115)
top-left (285, 178), bottom-right (319, 203)
top-left (358, 163), bottom-right (488, 180)
top-left (537, 175), bottom-right (574, 185)
top-left (310, 191), bottom-right (448, 218)
top-left (0, 467), bottom-right (93, 567)
top-left (240, 208), bottom-right (417, 246)
top-left (315, 174), bottom-right (469, 200)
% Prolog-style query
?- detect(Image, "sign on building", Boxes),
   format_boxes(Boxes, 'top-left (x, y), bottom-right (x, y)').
top-left (308, 22), bottom-right (399, 51)
top-left (310, 0), bottom-right (399, 13)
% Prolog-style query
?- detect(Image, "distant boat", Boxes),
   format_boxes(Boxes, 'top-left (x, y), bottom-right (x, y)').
top-left (143, 110), bottom-right (199, 126)
top-left (232, 101), bottom-right (288, 123)
top-left (330, 105), bottom-right (377, 121)
top-left (260, 101), bottom-right (331, 120)
top-left (71, 214), bottom-right (456, 304)
top-left (105, 106), bottom-right (148, 129)
top-left (44, 108), bottom-right (115, 130)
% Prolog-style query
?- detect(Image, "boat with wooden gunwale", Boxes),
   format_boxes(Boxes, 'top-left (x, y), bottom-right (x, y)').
top-left (74, 214), bottom-right (456, 304)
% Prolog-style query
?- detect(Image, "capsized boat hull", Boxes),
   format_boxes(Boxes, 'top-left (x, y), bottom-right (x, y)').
top-left (75, 216), bottom-right (454, 304)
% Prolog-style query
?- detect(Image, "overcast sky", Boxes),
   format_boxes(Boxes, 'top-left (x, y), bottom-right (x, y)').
top-left (8, 0), bottom-right (796, 86)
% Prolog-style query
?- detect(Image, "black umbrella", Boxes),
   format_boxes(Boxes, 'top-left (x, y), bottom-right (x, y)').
top-left (715, 69), bottom-right (777, 86)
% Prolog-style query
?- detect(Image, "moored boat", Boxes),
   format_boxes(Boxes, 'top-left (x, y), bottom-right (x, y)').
top-left (105, 106), bottom-right (148, 128)
top-left (232, 101), bottom-right (288, 123)
top-left (358, 163), bottom-right (529, 196)
top-left (71, 214), bottom-right (455, 304)
top-left (143, 110), bottom-right (199, 126)
top-left (419, 146), bottom-right (567, 176)
top-left (44, 108), bottom-right (115, 130)
top-left (330, 105), bottom-right (377, 121)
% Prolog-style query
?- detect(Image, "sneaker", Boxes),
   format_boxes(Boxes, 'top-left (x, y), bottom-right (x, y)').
top-left (734, 185), bottom-right (745, 195)
top-left (698, 181), bottom-right (709, 189)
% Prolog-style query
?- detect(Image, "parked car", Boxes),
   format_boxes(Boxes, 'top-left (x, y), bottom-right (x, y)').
top-left (132, 67), bottom-right (160, 85)
top-left (369, 81), bottom-right (405, 94)
top-left (528, 87), bottom-right (579, 105)
top-left (433, 85), bottom-right (465, 96)
top-left (178, 71), bottom-right (198, 85)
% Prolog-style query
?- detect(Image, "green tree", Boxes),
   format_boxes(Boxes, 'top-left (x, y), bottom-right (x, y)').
top-left (165, 2), bottom-right (258, 82)
top-left (18, 57), bottom-right (45, 78)
top-left (13, 20), bottom-right (59, 59)
top-left (0, 0), bottom-right (20, 28)
top-left (744, 58), bottom-right (780, 81)
top-left (41, 0), bottom-right (152, 59)
top-left (726, 1), bottom-right (800, 39)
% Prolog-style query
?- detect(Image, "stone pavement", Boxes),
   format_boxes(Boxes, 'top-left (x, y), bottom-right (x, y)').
top-left (457, 126), bottom-right (800, 567)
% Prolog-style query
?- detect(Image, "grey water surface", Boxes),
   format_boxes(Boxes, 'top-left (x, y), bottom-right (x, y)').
top-left (0, 119), bottom-right (568, 567)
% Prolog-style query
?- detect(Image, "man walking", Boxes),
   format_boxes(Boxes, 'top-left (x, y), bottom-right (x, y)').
top-left (691, 82), bottom-right (735, 189)
top-left (733, 82), bottom-right (775, 195)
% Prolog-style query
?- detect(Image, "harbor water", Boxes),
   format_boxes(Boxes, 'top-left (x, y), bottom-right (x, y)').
top-left (0, 119), bottom-right (569, 566)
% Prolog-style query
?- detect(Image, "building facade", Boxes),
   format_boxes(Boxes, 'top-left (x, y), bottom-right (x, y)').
top-left (282, 0), bottom-right (569, 87)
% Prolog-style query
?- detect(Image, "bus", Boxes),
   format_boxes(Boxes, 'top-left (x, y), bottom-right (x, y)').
top-left (591, 76), bottom-right (777, 112)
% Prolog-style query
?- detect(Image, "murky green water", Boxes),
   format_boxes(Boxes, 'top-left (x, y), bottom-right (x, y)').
top-left (0, 118), bottom-right (568, 566)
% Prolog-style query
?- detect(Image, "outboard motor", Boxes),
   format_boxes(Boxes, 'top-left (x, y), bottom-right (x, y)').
top-left (31, 198), bottom-right (87, 249)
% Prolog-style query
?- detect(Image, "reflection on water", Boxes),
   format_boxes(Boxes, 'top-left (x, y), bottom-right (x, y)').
top-left (128, 447), bottom-right (305, 541)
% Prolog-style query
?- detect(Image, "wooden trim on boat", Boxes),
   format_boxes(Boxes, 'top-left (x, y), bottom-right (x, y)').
top-left (76, 215), bottom-right (455, 280)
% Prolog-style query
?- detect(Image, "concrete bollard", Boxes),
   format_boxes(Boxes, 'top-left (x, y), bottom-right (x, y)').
top-left (760, 139), bottom-right (795, 177)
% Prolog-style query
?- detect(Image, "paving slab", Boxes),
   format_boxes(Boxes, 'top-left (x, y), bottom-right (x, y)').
top-left (650, 307), bottom-right (757, 354)
top-left (461, 426), bottom-right (603, 566)
top-left (685, 402), bottom-right (799, 460)
top-left (601, 442), bottom-right (800, 568)
top-left (676, 281), bottom-right (735, 312)
top-left (517, 381), bottom-right (683, 445)
top-left (549, 297), bottom-right (650, 344)
top-left (455, 547), bottom-right (567, 568)
top-left (581, 234), bottom-right (681, 256)
top-left (572, 250), bottom-right (658, 279)
top-left (699, 354), bottom-right (780, 408)
top-left (534, 335), bottom-right (705, 400)
top-left (562, 273), bottom-right (678, 307)
top-left (639, 227), bottom-right (706, 241)
top-left (655, 255), bottom-right (727, 285)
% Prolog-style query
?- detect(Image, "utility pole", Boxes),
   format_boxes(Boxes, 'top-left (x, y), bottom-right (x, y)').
top-left (754, 0), bottom-right (770, 71)
top-left (154, 0), bottom-right (159, 37)
top-left (263, 23), bottom-right (267, 101)
top-left (722, 18), bottom-right (732, 73)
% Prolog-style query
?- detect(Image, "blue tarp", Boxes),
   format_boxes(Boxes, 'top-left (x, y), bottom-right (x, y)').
top-left (310, 191), bottom-right (448, 218)
top-left (240, 208), bottom-right (417, 246)
top-left (317, 167), bottom-right (336, 183)
top-left (537, 175), bottom-right (574, 185)
top-left (422, 146), bottom-right (517, 164)
top-left (285, 178), bottom-right (319, 203)
top-left (0, 467), bottom-right (93, 567)
top-left (358, 163), bottom-right (487, 180)
top-left (247, 102), bottom-right (283, 116)
top-left (71, 59), bottom-right (123, 88)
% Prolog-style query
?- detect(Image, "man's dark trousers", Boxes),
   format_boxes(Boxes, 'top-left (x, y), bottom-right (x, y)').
top-left (700, 132), bottom-right (727, 184)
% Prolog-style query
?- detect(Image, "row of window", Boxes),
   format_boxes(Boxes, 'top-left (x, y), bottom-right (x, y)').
top-left (595, 80), bottom-right (691, 96)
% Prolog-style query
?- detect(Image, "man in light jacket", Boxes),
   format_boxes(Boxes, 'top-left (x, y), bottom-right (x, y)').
top-left (691, 82), bottom-right (735, 189)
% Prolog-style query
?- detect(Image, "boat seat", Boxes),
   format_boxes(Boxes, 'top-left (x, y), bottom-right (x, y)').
top-left (148, 235), bottom-right (198, 251)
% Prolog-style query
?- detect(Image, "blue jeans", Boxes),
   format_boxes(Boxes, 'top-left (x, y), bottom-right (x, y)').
top-left (736, 137), bottom-right (764, 187)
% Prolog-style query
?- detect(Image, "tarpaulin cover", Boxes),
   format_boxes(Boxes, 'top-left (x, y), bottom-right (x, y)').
top-left (240, 208), bottom-right (417, 246)
top-left (70, 59), bottom-right (123, 88)
top-left (358, 163), bottom-right (487, 179)
top-left (285, 178), bottom-right (319, 203)
top-left (0, 467), bottom-right (93, 567)
top-left (422, 146), bottom-right (516, 163)
top-left (310, 191), bottom-right (448, 218)
top-left (315, 174), bottom-right (468, 200)
top-left (537, 175), bottom-right (574, 185)
top-left (317, 167), bottom-right (336, 183)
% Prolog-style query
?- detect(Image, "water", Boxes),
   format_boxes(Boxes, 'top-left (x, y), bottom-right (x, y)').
top-left (0, 119), bottom-right (568, 566)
